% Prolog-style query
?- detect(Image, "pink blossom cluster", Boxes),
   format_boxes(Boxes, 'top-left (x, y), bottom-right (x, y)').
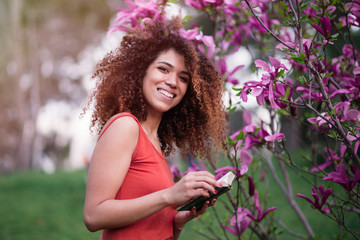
top-left (222, 191), bottom-right (277, 236)
top-left (297, 185), bottom-right (333, 214)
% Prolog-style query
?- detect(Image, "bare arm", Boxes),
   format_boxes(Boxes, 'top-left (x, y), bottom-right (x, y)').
top-left (83, 116), bottom-right (220, 232)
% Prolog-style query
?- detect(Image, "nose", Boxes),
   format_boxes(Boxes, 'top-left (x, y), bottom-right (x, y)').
top-left (165, 73), bottom-right (177, 88)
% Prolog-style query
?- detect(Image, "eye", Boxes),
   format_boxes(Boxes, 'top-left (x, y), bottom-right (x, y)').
top-left (158, 67), bottom-right (169, 73)
top-left (179, 76), bottom-right (189, 83)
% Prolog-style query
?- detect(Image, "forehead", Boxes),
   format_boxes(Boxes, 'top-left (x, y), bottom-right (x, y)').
top-left (154, 49), bottom-right (187, 70)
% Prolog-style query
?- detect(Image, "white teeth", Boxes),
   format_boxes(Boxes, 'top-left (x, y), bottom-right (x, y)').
top-left (158, 89), bottom-right (175, 98)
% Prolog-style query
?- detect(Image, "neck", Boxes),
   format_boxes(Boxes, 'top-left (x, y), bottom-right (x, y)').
top-left (140, 111), bottom-right (163, 137)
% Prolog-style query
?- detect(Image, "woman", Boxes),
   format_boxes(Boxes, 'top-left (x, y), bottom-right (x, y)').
top-left (83, 18), bottom-right (227, 240)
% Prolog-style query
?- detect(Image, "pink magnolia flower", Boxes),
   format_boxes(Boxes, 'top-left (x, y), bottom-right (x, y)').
top-left (334, 101), bottom-right (360, 123)
top-left (312, 148), bottom-right (340, 172)
top-left (264, 133), bottom-right (285, 142)
top-left (221, 208), bottom-right (252, 236)
top-left (248, 176), bottom-right (255, 196)
top-left (323, 163), bottom-right (360, 191)
top-left (311, 16), bottom-right (332, 40)
top-left (183, 156), bottom-right (207, 176)
top-left (297, 185), bottom-right (332, 214)
top-left (218, 57), bottom-right (244, 85)
top-left (109, 0), bottom-right (165, 33)
top-left (171, 165), bottom-right (181, 182)
top-left (296, 86), bottom-right (324, 102)
top-left (251, 57), bottom-right (289, 109)
top-left (247, 192), bottom-right (277, 222)
top-left (215, 151), bottom-right (251, 178)
top-left (307, 112), bottom-right (334, 128)
top-left (354, 67), bottom-right (360, 75)
top-left (346, 132), bottom-right (360, 155)
top-left (184, 0), bottom-right (224, 9)
top-left (339, 2), bottom-right (360, 27)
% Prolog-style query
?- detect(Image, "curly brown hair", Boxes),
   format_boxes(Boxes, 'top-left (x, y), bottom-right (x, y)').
top-left (86, 18), bottom-right (227, 158)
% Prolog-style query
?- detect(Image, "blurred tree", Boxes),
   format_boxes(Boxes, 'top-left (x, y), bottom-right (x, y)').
top-left (0, 0), bottom-right (114, 172)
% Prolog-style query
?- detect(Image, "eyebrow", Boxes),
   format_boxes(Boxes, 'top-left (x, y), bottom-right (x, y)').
top-left (158, 61), bottom-right (191, 79)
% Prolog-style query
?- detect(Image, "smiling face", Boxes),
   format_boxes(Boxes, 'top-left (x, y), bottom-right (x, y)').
top-left (142, 48), bottom-right (190, 117)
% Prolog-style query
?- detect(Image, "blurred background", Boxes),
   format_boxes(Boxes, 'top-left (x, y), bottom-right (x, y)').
top-left (0, 0), bottom-right (124, 174)
top-left (0, 1), bottom-right (122, 239)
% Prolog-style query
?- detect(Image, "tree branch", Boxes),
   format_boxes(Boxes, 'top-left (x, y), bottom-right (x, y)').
top-left (243, 0), bottom-right (297, 52)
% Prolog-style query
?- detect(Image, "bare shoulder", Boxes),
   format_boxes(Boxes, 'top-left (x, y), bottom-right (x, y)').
top-left (96, 114), bottom-right (140, 156)
top-left (100, 114), bottom-right (139, 139)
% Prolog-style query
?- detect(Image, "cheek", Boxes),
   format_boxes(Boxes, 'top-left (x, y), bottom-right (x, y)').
top-left (180, 84), bottom-right (188, 99)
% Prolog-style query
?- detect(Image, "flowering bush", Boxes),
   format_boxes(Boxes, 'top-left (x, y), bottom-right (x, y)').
top-left (110, 0), bottom-right (360, 238)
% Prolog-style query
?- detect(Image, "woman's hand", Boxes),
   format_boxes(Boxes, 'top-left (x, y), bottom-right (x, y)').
top-left (164, 171), bottom-right (221, 206)
top-left (173, 199), bottom-right (217, 239)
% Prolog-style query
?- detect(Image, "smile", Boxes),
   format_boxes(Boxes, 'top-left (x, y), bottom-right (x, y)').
top-left (158, 89), bottom-right (175, 99)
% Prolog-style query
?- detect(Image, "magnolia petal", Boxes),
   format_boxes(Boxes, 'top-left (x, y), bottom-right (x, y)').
top-left (311, 161), bottom-right (332, 172)
top-left (251, 87), bottom-right (263, 96)
top-left (256, 94), bottom-right (265, 105)
top-left (243, 124), bottom-right (256, 133)
top-left (269, 56), bottom-right (281, 70)
top-left (322, 207), bottom-right (331, 214)
top-left (240, 150), bottom-right (251, 175)
top-left (221, 225), bottom-right (238, 236)
top-left (259, 207), bottom-right (277, 221)
top-left (254, 59), bottom-right (271, 72)
top-left (230, 65), bottom-right (245, 76)
top-left (344, 109), bottom-right (360, 121)
top-left (311, 24), bottom-right (326, 37)
top-left (243, 110), bottom-right (252, 125)
top-left (354, 67), bottom-right (360, 75)
top-left (264, 133), bottom-right (285, 142)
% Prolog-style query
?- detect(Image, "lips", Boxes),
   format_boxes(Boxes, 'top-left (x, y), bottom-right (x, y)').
top-left (158, 88), bottom-right (175, 99)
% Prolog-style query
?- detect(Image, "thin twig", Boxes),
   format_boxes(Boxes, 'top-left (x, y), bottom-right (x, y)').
top-left (277, 220), bottom-right (306, 239)
top-left (259, 148), bottom-right (315, 238)
top-left (243, 0), bottom-right (297, 52)
top-left (211, 207), bottom-right (231, 240)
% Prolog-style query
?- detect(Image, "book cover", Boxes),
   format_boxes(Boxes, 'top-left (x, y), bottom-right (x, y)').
top-left (177, 171), bottom-right (236, 211)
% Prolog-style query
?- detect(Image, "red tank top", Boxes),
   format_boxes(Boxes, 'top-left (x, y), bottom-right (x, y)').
top-left (99, 113), bottom-right (177, 240)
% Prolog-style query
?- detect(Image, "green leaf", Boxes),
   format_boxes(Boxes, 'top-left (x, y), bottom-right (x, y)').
top-left (236, 130), bottom-right (245, 141)
top-left (290, 53), bottom-right (305, 63)
top-left (327, 131), bottom-right (338, 139)
top-left (226, 136), bottom-right (233, 145)
top-left (330, 108), bottom-right (337, 116)
top-left (321, 102), bottom-right (327, 109)
top-left (300, 1), bottom-right (309, 11)
top-left (300, 15), bottom-right (308, 22)
top-left (227, 105), bottom-right (236, 113)
top-left (278, 108), bottom-right (290, 116)
top-left (276, 68), bottom-right (285, 78)
top-left (280, 1), bottom-right (288, 11)
top-left (181, 14), bottom-right (192, 24)
top-left (284, 87), bottom-right (291, 99)
top-left (332, 33), bottom-right (339, 38)
top-left (232, 87), bottom-right (242, 92)
top-left (297, 75), bottom-right (307, 84)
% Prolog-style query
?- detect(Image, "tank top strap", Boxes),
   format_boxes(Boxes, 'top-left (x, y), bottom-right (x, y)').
top-left (98, 113), bottom-right (140, 141)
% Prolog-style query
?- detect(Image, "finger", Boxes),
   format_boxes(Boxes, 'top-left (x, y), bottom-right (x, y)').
top-left (194, 173), bottom-right (222, 188)
top-left (184, 171), bottom-right (221, 188)
top-left (191, 207), bottom-right (197, 216)
top-left (209, 198), bottom-right (216, 207)
top-left (197, 201), bottom-right (210, 215)
top-left (194, 182), bottom-right (217, 195)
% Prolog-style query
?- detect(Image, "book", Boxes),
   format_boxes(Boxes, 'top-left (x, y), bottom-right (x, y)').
top-left (177, 171), bottom-right (236, 211)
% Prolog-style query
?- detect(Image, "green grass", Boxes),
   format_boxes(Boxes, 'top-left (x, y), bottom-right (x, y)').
top-left (0, 170), bottom-right (100, 240)
top-left (0, 163), bottom-right (358, 240)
